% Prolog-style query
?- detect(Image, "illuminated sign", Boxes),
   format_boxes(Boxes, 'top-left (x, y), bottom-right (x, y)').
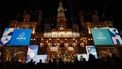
top-left (0, 28), bottom-right (32, 46)
top-left (0, 28), bottom-right (14, 45)
top-left (86, 46), bottom-right (98, 59)
top-left (44, 31), bottom-right (80, 38)
top-left (91, 28), bottom-right (113, 45)
top-left (34, 55), bottom-right (47, 63)
top-left (109, 28), bottom-right (122, 45)
top-left (26, 45), bottom-right (38, 63)
top-left (10, 29), bottom-right (32, 45)
top-left (76, 54), bottom-right (88, 61)
top-left (26, 45), bottom-right (47, 64)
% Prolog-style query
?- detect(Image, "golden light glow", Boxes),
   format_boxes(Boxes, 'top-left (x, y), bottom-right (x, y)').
top-left (73, 38), bottom-right (75, 40)
top-left (64, 43), bottom-right (69, 47)
top-left (48, 43), bottom-right (52, 46)
top-left (57, 43), bottom-right (60, 46)
top-left (60, 41), bottom-right (62, 43)
top-left (91, 38), bottom-right (93, 40)
top-left (31, 39), bottom-right (33, 40)
top-left (32, 29), bottom-right (35, 34)
top-left (49, 39), bottom-right (51, 40)
top-left (50, 46), bottom-right (58, 51)
top-left (33, 38), bottom-right (36, 40)
top-left (67, 47), bottom-right (74, 51)
top-left (80, 43), bottom-right (84, 47)
top-left (41, 38), bottom-right (43, 40)
top-left (80, 38), bottom-right (82, 40)
top-left (65, 39), bottom-right (67, 40)
top-left (17, 27), bottom-right (19, 28)
top-left (88, 38), bottom-right (90, 40)
top-left (44, 31), bottom-right (80, 38)
top-left (72, 43), bottom-right (76, 46)
top-left (40, 43), bottom-right (44, 46)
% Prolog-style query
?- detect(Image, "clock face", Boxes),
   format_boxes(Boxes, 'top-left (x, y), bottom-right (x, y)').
top-left (60, 27), bottom-right (64, 30)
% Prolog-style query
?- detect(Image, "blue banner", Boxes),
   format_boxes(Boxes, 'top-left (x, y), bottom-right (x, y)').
top-left (10, 29), bottom-right (32, 45)
top-left (91, 28), bottom-right (113, 45)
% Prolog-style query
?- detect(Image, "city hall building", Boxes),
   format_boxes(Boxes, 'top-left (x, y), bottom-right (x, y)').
top-left (0, 1), bottom-right (122, 63)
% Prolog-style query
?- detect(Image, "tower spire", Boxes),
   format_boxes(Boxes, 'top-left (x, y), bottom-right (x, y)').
top-left (57, 1), bottom-right (67, 29)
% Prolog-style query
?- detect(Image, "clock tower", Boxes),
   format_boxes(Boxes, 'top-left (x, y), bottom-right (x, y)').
top-left (57, 1), bottom-right (67, 30)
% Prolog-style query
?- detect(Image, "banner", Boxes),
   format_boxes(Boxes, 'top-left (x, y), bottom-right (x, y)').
top-left (34, 55), bottom-right (47, 63)
top-left (91, 28), bottom-right (113, 45)
top-left (76, 54), bottom-right (88, 61)
top-left (86, 46), bottom-right (98, 59)
top-left (10, 29), bottom-right (32, 45)
top-left (109, 28), bottom-right (122, 45)
top-left (0, 28), bottom-right (14, 45)
top-left (0, 28), bottom-right (32, 46)
top-left (26, 45), bottom-right (47, 64)
top-left (26, 45), bottom-right (38, 63)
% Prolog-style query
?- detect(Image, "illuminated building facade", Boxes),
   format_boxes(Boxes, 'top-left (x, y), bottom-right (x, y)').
top-left (0, 1), bottom-right (122, 63)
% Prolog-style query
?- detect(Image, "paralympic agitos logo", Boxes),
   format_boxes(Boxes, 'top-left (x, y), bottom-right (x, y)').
top-left (16, 32), bottom-right (26, 40)
top-left (97, 32), bottom-right (107, 40)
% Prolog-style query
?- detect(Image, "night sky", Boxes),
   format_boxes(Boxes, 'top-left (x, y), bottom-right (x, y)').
top-left (0, 0), bottom-right (121, 30)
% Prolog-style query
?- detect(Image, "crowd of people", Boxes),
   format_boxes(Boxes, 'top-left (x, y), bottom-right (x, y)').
top-left (0, 53), bottom-right (122, 69)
